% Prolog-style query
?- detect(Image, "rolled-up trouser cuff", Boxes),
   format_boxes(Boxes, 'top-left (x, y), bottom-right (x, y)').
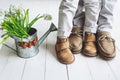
top-left (84, 1), bottom-right (101, 34)
top-left (97, 27), bottom-right (112, 34)
top-left (57, 29), bottom-right (71, 38)
top-left (84, 0), bottom-right (101, 3)
top-left (84, 26), bottom-right (97, 33)
top-left (58, 0), bottom-right (79, 38)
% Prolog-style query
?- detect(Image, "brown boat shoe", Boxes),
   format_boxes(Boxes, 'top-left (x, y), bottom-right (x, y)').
top-left (69, 27), bottom-right (83, 54)
top-left (97, 32), bottom-right (116, 60)
top-left (82, 32), bottom-right (97, 57)
top-left (55, 37), bottom-right (75, 64)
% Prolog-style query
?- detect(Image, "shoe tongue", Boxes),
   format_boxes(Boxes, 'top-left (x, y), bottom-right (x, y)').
top-left (85, 32), bottom-right (95, 36)
top-left (72, 27), bottom-right (81, 33)
top-left (98, 32), bottom-right (113, 41)
top-left (84, 32), bottom-right (96, 42)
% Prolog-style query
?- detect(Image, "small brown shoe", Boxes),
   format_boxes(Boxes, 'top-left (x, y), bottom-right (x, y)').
top-left (97, 32), bottom-right (116, 60)
top-left (55, 37), bottom-right (75, 64)
top-left (82, 32), bottom-right (97, 57)
top-left (69, 27), bottom-right (83, 54)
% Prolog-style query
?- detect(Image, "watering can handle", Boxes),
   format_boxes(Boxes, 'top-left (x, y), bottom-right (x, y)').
top-left (3, 43), bottom-right (17, 52)
top-left (0, 28), bottom-right (17, 51)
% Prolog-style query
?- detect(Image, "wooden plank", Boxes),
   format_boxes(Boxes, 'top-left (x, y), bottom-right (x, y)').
top-left (106, 48), bottom-right (120, 80)
top-left (0, 44), bottom-right (12, 74)
top-left (21, 23), bottom-right (49, 80)
top-left (0, 38), bottom-right (25, 80)
top-left (45, 32), bottom-right (68, 80)
top-left (83, 55), bottom-right (116, 80)
top-left (0, 56), bottom-right (25, 80)
top-left (21, 43), bottom-right (46, 80)
top-left (67, 54), bottom-right (93, 80)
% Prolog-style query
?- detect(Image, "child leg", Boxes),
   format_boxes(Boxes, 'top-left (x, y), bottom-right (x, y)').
top-left (57, 0), bottom-right (79, 38)
top-left (83, 0), bottom-right (101, 56)
top-left (56, 0), bottom-right (79, 64)
top-left (84, 0), bottom-right (101, 33)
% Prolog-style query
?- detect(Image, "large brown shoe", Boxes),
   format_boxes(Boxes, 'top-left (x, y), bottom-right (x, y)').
top-left (82, 32), bottom-right (97, 57)
top-left (69, 27), bottom-right (83, 54)
top-left (97, 32), bottom-right (116, 60)
top-left (55, 37), bottom-right (75, 64)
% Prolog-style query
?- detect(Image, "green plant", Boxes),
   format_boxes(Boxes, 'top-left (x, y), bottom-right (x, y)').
top-left (0, 5), bottom-right (52, 44)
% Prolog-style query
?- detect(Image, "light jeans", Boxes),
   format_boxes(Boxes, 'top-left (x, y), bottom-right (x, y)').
top-left (73, 0), bottom-right (117, 33)
top-left (57, 0), bottom-right (101, 38)
top-left (84, 0), bottom-right (101, 33)
top-left (57, 0), bottom-right (79, 38)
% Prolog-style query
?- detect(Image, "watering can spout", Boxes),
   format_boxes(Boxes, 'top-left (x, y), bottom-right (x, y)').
top-left (37, 22), bottom-right (57, 47)
top-left (49, 23), bottom-right (57, 31)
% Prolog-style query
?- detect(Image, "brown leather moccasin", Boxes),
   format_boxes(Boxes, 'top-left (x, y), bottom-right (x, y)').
top-left (97, 32), bottom-right (116, 60)
top-left (69, 27), bottom-right (83, 54)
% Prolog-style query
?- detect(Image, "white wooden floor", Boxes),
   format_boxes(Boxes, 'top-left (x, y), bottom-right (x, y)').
top-left (0, 0), bottom-right (120, 80)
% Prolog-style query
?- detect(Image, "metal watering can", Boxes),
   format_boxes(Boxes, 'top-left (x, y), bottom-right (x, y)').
top-left (3, 23), bottom-right (57, 58)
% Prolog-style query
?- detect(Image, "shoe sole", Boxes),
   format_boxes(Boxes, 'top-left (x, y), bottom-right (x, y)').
top-left (99, 52), bottom-right (116, 60)
top-left (70, 45), bottom-right (82, 54)
top-left (97, 47), bottom-right (116, 60)
top-left (82, 51), bottom-right (97, 57)
top-left (71, 49), bottom-right (81, 54)
top-left (58, 56), bottom-right (75, 64)
top-left (97, 40), bottom-right (116, 60)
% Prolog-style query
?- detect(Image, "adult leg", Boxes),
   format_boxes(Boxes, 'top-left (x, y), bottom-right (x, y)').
top-left (69, 0), bottom-right (84, 53)
top-left (97, 0), bottom-right (117, 60)
top-left (97, 0), bottom-right (117, 33)
top-left (73, 0), bottom-right (85, 29)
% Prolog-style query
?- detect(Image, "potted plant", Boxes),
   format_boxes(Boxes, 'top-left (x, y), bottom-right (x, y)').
top-left (0, 5), bottom-right (52, 58)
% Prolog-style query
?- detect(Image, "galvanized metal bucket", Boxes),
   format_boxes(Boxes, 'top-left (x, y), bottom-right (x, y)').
top-left (12, 28), bottom-right (39, 58)
top-left (3, 23), bottom-right (57, 58)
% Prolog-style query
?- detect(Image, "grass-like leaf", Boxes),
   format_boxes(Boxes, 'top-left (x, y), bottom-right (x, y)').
top-left (0, 5), bottom-right (52, 44)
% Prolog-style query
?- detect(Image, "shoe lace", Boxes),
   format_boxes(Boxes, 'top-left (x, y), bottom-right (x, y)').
top-left (98, 35), bottom-right (114, 41)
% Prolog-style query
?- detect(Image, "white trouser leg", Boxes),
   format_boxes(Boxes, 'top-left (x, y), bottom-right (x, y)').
top-left (84, 0), bottom-right (101, 33)
top-left (73, 0), bottom-right (85, 29)
top-left (57, 0), bottom-right (79, 38)
top-left (97, 0), bottom-right (117, 33)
